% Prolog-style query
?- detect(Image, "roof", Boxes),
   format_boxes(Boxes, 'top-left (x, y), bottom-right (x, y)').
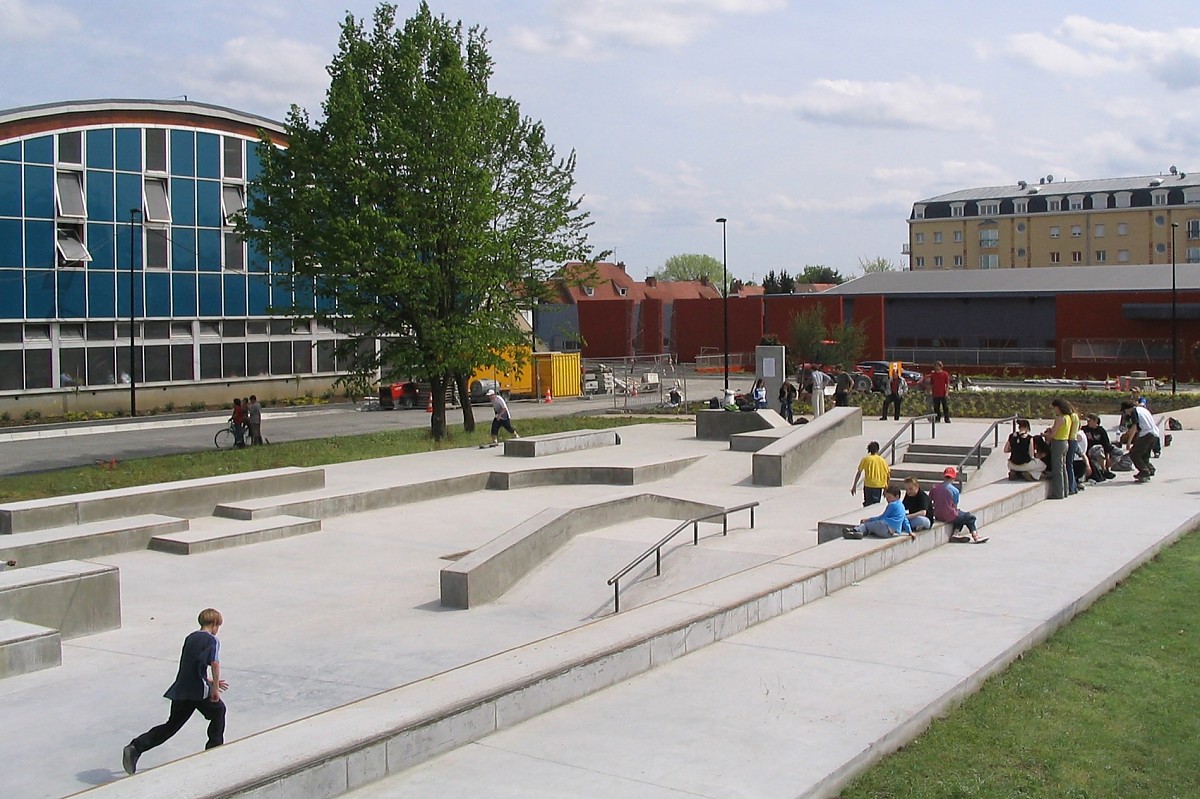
top-left (822, 263), bottom-right (1200, 297)
top-left (553, 262), bottom-right (720, 303)
top-left (916, 172), bottom-right (1197, 204)
top-left (0, 98), bottom-right (286, 142)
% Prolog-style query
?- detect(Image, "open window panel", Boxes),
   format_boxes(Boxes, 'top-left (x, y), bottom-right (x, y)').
top-left (222, 184), bottom-right (245, 224)
top-left (56, 171), bottom-right (87, 218)
top-left (56, 223), bottom-right (91, 266)
top-left (143, 177), bottom-right (171, 223)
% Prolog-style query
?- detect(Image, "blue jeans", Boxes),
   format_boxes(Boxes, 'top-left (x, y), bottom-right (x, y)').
top-left (1066, 439), bottom-right (1080, 494)
top-left (909, 515), bottom-right (932, 531)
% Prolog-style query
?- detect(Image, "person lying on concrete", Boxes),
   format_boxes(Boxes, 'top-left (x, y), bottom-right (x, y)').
top-left (850, 440), bottom-right (890, 507)
top-left (843, 485), bottom-right (915, 540)
top-left (929, 467), bottom-right (988, 544)
top-left (1004, 419), bottom-right (1045, 482)
top-left (901, 476), bottom-right (933, 531)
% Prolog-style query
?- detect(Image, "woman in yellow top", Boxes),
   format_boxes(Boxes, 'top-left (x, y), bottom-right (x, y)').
top-left (851, 441), bottom-right (890, 507)
top-left (1044, 398), bottom-right (1073, 500)
top-left (1066, 406), bottom-right (1083, 495)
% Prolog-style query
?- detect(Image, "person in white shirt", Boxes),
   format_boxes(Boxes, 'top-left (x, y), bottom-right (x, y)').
top-left (807, 366), bottom-right (829, 417)
top-left (488, 389), bottom-right (520, 445)
top-left (1119, 400), bottom-right (1159, 483)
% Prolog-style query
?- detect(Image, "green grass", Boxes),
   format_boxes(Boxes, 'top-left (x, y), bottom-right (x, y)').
top-left (840, 530), bottom-right (1200, 799)
top-left (0, 415), bottom-right (684, 503)
top-left (845, 389), bottom-right (1197, 420)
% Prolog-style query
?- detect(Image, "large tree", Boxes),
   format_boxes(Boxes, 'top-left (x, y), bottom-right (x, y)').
top-left (798, 265), bottom-right (846, 285)
top-left (653, 253), bottom-right (725, 292)
top-left (242, 3), bottom-right (597, 439)
top-left (859, 256), bottom-right (899, 273)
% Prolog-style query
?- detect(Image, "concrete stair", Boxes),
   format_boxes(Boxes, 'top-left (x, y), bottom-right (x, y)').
top-left (0, 619), bottom-right (61, 679)
top-left (148, 515), bottom-right (322, 555)
top-left (0, 514), bottom-right (189, 567)
top-left (895, 442), bottom-right (991, 487)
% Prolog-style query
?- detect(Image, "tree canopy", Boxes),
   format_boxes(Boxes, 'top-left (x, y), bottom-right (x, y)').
top-left (859, 256), bottom-right (899, 273)
top-left (653, 253), bottom-right (725, 291)
top-left (242, 2), bottom-right (598, 438)
top-left (798, 265), bottom-right (846, 285)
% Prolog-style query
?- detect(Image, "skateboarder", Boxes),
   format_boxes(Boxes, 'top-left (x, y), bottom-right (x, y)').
top-left (122, 608), bottom-right (228, 775)
top-left (488, 389), bottom-right (520, 445)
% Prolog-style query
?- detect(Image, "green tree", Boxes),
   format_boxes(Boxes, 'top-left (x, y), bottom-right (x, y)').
top-left (242, 2), bottom-right (598, 439)
top-left (762, 270), bottom-right (780, 294)
top-left (778, 269), bottom-right (795, 294)
top-left (798, 265), bottom-right (846, 285)
top-left (789, 305), bottom-right (865, 366)
top-left (653, 253), bottom-right (726, 292)
top-left (859, 256), bottom-right (899, 273)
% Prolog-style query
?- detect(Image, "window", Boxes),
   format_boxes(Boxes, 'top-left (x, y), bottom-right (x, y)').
top-left (1072, 251), bottom-right (1082, 263)
top-left (1118, 223), bottom-right (1128, 236)
top-left (1188, 248), bottom-right (1200, 264)
top-left (953, 230), bottom-right (963, 243)
top-left (1070, 225), bottom-right (1082, 238)
top-left (616, 286), bottom-right (627, 296)
top-left (1188, 220), bottom-right (1200, 240)
top-left (1017, 248), bottom-right (1027, 257)
top-left (1095, 250), bottom-right (1106, 262)
top-left (1050, 252), bottom-right (1061, 263)
top-left (979, 230), bottom-right (998, 247)
top-left (1050, 226), bottom-right (1060, 238)
top-left (1069, 196), bottom-right (1083, 210)
top-left (913, 205), bottom-right (925, 219)
top-left (1156, 243), bottom-right (1167, 254)
top-left (1153, 191), bottom-right (1169, 206)
top-left (58, 131), bottom-right (83, 164)
top-left (1017, 222), bottom-right (1026, 232)
top-left (1048, 199), bottom-right (1061, 211)
top-left (934, 256), bottom-right (943, 267)
top-left (1114, 192), bottom-right (1132, 208)
top-left (224, 231), bottom-right (245, 270)
top-left (56, 171), bottom-right (86, 218)
top-left (145, 228), bottom-right (169, 269)
top-left (914, 256), bottom-right (925, 267)
top-left (1095, 224), bottom-right (1105, 237)
top-left (1091, 193), bottom-right (1108, 209)
top-left (582, 285), bottom-right (594, 297)
top-left (979, 254), bottom-right (999, 269)
top-left (222, 136), bottom-right (243, 180)
top-left (56, 224), bottom-right (90, 266)
top-left (145, 129), bottom-right (167, 173)
top-left (914, 232), bottom-right (924, 244)
top-left (1014, 200), bottom-right (1028, 214)
top-left (1155, 215), bottom-right (1166, 226)
top-left (143, 178), bottom-right (171, 223)
top-left (953, 255), bottom-right (964, 267)
top-left (221, 185), bottom-right (245, 224)
top-left (1118, 249), bottom-right (1130, 263)
top-left (933, 232), bottom-right (943, 243)
top-left (951, 203), bottom-right (964, 217)
top-left (979, 202), bottom-right (1000, 215)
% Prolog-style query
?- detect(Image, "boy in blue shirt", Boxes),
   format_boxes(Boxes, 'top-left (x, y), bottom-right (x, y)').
top-left (843, 485), bottom-right (915, 539)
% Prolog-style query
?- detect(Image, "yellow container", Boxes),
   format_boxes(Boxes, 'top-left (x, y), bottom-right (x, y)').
top-left (471, 347), bottom-right (533, 396)
top-left (534, 351), bottom-right (582, 399)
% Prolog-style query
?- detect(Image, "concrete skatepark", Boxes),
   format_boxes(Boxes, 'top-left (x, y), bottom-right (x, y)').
top-left (0, 401), bottom-right (1195, 799)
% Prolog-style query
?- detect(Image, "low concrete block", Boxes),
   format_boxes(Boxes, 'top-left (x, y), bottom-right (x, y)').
top-left (729, 427), bottom-right (796, 452)
top-left (696, 409), bottom-right (782, 440)
top-left (148, 515), bottom-right (322, 555)
top-left (753, 406), bottom-right (863, 486)
top-left (0, 514), bottom-right (189, 567)
top-left (0, 619), bottom-right (61, 679)
top-left (503, 429), bottom-right (620, 457)
top-left (0, 560), bottom-right (120, 638)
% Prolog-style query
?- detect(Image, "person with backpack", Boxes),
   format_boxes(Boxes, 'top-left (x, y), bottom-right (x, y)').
top-left (879, 363), bottom-right (907, 421)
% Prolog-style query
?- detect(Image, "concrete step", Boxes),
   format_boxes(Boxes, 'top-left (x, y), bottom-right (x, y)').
top-left (0, 619), bottom-right (61, 679)
top-left (901, 451), bottom-right (990, 465)
top-left (906, 443), bottom-right (991, 457)
top-left (0, 514), bottom-right (189, 567)
top-left (891, 463), bottom-right (979, 484)
top-left (148, 515), bottom-right (322, 555)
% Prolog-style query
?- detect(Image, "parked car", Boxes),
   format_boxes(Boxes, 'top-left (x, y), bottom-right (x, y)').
top-left (855, 362), bottom-right (924, 393)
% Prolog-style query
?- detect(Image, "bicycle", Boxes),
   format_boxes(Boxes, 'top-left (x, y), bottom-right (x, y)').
top-left (214, 422), bottom-right (237, 450)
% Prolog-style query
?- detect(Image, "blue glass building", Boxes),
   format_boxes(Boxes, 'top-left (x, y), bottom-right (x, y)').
top-left (0, 99), bottom-right (350, 411)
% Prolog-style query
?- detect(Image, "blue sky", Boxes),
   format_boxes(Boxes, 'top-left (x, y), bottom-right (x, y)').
top-left (4, 1), bottom-right (1200, 282)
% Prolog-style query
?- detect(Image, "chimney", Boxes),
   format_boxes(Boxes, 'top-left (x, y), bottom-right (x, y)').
top-left (616, 261), bottom-right (626, 272)
top-left (645, 276), bottom-right (657, 288)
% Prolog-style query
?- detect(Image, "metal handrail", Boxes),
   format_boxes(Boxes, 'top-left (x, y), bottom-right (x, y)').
top-left (953, 415), bottom-right (1019, 483)
top-left (880, 413), bottom-right (938, 466)
top-left (606, 502), bottom-right (759, 613)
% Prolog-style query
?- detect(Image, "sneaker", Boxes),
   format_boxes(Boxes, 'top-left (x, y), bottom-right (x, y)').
top-left (842, 526), bottom-right (863, 539)
top-left (122, 744), bottom-right (140, 776)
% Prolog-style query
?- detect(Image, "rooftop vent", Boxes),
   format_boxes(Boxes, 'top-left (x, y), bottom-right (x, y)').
top-left (1018, 180), bottom-right (1027, 189)
top-left (1150, 178), bottom-right (1164, 186)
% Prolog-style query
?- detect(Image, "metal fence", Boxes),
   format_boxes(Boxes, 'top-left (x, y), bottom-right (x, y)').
top-left (885, 347), bottom-right (1056, 368)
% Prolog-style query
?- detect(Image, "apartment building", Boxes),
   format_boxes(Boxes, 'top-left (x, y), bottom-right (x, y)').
top-left (907, 170), bottom-right (1200, 271)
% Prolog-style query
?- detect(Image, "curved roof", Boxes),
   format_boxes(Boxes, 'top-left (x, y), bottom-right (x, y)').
top-left (0, 98), bottom-right (286, 143)
top-left (915, 173), bottom-right (1196, 204)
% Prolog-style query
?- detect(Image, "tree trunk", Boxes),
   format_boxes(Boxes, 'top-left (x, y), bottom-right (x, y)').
top-left (429, 375), bottom-right (448, 440)
top-left (455, 372), bottom-right (475, 432)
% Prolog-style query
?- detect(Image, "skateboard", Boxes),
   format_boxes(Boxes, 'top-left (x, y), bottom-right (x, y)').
top-left (478, 442), bottom-right (499, 449)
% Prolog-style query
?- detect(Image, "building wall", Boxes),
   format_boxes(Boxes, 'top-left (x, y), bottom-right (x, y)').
top-left (576, 299), bottom-right (634, 358)
top-left (1056, 290), bottom-right (1200, 380)
top-left (639, 298), bottom-right (664, 355)
top-left (672, 296), bottom-right (764, 364)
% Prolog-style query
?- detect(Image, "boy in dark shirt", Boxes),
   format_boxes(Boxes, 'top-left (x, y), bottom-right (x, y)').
top-left (122, 608), bottom-right (228, 775)
top-left (901, 476), bottom-right (933, 530)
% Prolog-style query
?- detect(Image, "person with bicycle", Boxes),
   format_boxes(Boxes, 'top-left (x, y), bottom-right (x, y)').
top-left (229, 398), bottom-right (246, 448)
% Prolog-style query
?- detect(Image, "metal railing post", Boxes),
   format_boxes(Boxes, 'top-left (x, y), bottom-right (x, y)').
top-left (693, 521), bottom-right (699, 545)
top-left (614, 581), bottom-right (620, 613)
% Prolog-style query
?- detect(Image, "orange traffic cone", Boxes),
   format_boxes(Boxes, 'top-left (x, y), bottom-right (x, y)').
top-left (544, 388), bottom-right (552, 403)
top-left (426, 394), bottom-right (433, 413)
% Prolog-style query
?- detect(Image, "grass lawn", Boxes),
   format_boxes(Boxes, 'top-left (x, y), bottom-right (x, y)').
top-left (0, 415), bottom-right (686, 503)
top-left (840, 529), bottom-right (1200, 799)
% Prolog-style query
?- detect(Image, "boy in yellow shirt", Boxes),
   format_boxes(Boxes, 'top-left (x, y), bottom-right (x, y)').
top-left (851, 441), bottom-right (890, 506)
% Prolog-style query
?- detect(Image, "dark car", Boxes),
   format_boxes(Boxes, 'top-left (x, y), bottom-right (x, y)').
top-left (855, 362), bottom-right (923, 393)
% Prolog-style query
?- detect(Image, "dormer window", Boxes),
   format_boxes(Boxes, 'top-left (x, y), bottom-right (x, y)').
top-left (950, 203), bottom-right (965, 217)
top-left (582, 285), bottom-right (594, 297)
top-left (979, 202), bottom-right (1000, 216)
top-left (616, 286), bottom-right (627, 297)
top-left (1047, 199), bottom-right (1061, 211)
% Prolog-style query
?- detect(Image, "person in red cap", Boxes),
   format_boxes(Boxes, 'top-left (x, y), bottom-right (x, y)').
top-left (928, 466), bottom-right (987, 543)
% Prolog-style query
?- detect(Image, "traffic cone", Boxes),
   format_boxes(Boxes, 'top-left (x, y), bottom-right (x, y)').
top-left (426, 394), bottom-right (433, 413)
top-left (544, 388), bottom-right (552, 403)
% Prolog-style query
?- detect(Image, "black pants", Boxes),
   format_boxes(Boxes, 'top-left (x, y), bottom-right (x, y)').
top-left (131, 698), bottom-right (226, 754)
top-left (880, 393), bottom-right (902, 420)
top-left (932, 396), bottom-right (950, 422)
top-left (834, 391), bottom-right (849, 407)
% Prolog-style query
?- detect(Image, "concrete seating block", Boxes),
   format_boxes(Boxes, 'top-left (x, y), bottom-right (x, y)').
top-left (503, 429), bottom-right (621, 457)
top-left (0, 514), bottom-right (189, 567)
top-left (729, 426), bottom-right (798, 452)
top-left (149, 515), bottom-right (322, 555)
top-left (0, 619), bottom-right (61, 679)
top-left (696, 409), bottom-right (786, 440)
top-left (0, 560), bottom-right (120, 638)
top-left (0, 467), bottom-right (325, 534)
top-left (753, 406), bottom-right (863, 486)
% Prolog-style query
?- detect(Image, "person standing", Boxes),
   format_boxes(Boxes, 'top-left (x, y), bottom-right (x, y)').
top-left (926, 361), bottom-right (952, 423)
top-left (832, 365), bottom-right (852, 407)
top-left (488, 388), bottom-right (519, 445)
top-left (1044, 398), bottom-right (1072, 499)
top-left (809, 366), bottom-right (829, 417)
top-left (778, 380), bottom-right (797, 423)
top-left (247, 395), bottom-right (263, 446)
top-left (751, 378), bottom-right (768, 409)
top-left (879, 365), bottom-right (906, 421)
top-left (122, 608), bottom-right (228, 775)
top-left (850, 440), bottom-right (890, 507)
top-left (1120, 400), bottom-right (1160, 483)
top-left (228, 398), bottom-right (246, 448)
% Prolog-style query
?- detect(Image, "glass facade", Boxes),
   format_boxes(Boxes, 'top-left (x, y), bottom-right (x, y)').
top-left (0, 103), bottom-right (350, 393)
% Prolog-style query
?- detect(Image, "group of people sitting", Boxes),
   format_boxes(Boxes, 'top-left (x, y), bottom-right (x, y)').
top-left (1005, 394), bottom-right (1164, 499)
top-left (845, 441), bottom-right (988, 544)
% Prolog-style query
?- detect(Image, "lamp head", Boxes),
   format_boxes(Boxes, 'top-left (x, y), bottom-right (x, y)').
top-left (715, 217), bottom-right (727, 224)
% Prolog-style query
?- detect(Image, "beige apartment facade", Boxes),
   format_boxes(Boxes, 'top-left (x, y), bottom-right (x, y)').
top-left (907, 172), bottom-right (1200, 271)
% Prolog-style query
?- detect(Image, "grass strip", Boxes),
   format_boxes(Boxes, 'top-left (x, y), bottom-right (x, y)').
top-left (0, 415), bottom-right (685, 503)
top-left (841, 529), bottom-right (1200, 799)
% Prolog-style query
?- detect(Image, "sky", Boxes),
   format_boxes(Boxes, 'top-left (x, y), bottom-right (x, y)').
top-left (4, 0), bottom-right (1200, 283)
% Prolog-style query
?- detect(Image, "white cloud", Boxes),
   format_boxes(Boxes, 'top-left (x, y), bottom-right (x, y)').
top-left (743, 78), bottom-right (990, 132)
top-left (992, 15), bottom-right (1200, 90)
top-left (0, 0), bottom-right (79, 43)
top-left (182, 36), bottom-right (330, 114)
top-left (511, 0), bottom-right (786, 59)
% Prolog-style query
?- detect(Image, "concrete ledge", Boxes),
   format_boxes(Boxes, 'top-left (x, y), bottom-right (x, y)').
top-left (486, 457), bottom-right (703, 490)
top-left (148, 515), bottom-right (322, 555)
top-left (440, 494), bottom-right (723, 609)
top-left (753, 406), bottom-right (863, 486)
top-left (729, 426), bottom-right (800, 453)
top-left (503, 429), bottom-right (621, 457)
top-left (816, 478), bottom-right (1049, 544)
top-left (0, 560), bottom-right (120, 639)
top-left (0, 619), bottom-right (61, 679)
top-left (0, 514), bottom-right (189, 567)
top-left (0, 467), bottom-right (325, 534)
top-left (696, 409), bottom-right (787, 440)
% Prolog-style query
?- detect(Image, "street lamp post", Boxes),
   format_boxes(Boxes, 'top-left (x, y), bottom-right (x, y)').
top-left (128, 208), bottom-right (142, 417)
top-left (1171, 221), bottom-right (1179, 395)
top-left (715, 217), bottom-right (729, 392)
